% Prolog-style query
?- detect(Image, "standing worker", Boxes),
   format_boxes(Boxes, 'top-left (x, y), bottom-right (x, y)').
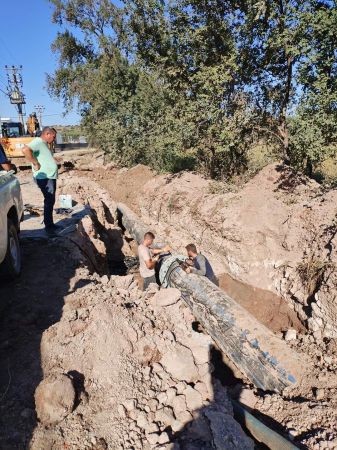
top-left (22, 127), bottom-right (60, 237)
top-left (184, 243), bottom-right (218, 284)
top-left (138, 232), bottom-right (170, 290)
top-left (27, 112), bottom-right (40, 137)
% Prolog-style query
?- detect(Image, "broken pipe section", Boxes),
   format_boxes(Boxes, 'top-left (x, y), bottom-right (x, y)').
top-left (117, 202), bottom-right (308, 393)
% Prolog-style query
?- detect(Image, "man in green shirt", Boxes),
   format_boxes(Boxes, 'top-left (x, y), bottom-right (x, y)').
top-left (23, 127), bottom-right (59, 237)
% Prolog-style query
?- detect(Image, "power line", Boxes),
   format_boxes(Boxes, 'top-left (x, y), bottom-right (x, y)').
top-left (0, 36), bottom-right (19, 65)
top-left (0, 86), bottom-right (9, 97)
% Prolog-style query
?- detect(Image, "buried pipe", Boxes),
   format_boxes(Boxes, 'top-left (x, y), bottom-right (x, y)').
top-left (117, 203), bottom-right (308, 393)
top-left (232, 400), bottom-right (299, 450)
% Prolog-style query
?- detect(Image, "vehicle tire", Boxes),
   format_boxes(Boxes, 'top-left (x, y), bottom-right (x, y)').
top-left (0, 219), bottom-right (21, 279)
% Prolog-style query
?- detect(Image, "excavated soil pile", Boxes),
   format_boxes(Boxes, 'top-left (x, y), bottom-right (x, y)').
top-left (31, 270), bottom-right (254, 450)
top-left (3, 159), bottom-right (334, 449)
top-left (66, 160), bottom-right (337, 449)
top-left (136, 164), bottom-right (337, 340)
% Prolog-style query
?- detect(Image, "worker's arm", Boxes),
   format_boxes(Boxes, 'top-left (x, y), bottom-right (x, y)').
top-left (0, 162), bottom-right (17, 173)
top-left (144, 254), bottom-right (159, 269)
top-left (22, 145), bottom-right (41, 170)
top-left (189, 255), bottom-right (207, 276)
top-left (151, 245), bottom-right (171, 255)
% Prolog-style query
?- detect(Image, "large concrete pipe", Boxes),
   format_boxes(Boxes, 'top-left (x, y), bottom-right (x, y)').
top-left (117, 203), bottom-right (308, 393)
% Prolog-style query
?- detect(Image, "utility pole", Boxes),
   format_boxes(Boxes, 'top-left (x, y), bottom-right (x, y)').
top-left (5, 65), bottom-right (26, 132)
top-left (34, 105), bottom-right (45, 128)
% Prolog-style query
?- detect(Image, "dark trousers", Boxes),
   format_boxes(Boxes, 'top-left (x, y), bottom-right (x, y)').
top-left (35, 178), bottom-right (56, 228)
top-left (143, 274), bottom-right (157, 291)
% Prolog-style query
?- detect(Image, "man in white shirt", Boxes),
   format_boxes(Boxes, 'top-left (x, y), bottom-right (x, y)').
top-left (138, 232), bottom-right (170, 290)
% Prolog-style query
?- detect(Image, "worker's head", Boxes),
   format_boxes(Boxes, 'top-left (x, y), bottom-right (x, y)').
top-left (186, 243), bottom-right (198, 258)
top-left (143, 231), bottom-right (155, 247)
top-left (41, 126), bottom-right (56, 144)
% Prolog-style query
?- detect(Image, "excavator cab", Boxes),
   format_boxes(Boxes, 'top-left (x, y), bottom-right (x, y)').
top-left (1, 122), bottom-right (24, 138)
top-left (0, 120), bottom-right (33, 158)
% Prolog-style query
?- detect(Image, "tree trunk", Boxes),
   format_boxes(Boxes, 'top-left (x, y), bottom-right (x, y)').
top-left (279, 54), bottom-right (293, 164)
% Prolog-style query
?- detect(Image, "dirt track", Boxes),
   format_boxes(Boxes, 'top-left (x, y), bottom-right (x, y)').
top-left (0, 239), bottom-right (77, 449)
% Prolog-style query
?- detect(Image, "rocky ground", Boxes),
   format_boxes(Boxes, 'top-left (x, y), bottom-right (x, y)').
top-left (0, 153), bottom-right (336, 449)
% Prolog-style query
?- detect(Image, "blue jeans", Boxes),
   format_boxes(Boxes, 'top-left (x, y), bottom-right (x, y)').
top-left (35, 178), bottom-right (57, 228)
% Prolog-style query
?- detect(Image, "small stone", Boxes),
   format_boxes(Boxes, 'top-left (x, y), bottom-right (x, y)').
top-left (183, 386), bottom-right (203, 410)
top-left (136, 411), bottom-right (148, 428)
top-left (238, 388), bottom-right (258, 409)
top-left (175, 410), bottom-right (193, 425)
top-left (176, 382), bottom-right (187, 395)
top-left (161, 344), bottom-right (199, 383)
top-left (157, 392), bottom-right (168, 405)
top-left (152, 288), bottom-right (181, 307)
top-left (171, 420), bottom-right (184, 432)
top-left (172, 395), bottom-right (187, 415)
top-left (314, 388), bottom-right (325, 400)
top-left (313, 330), bottom-right (322, 341)
top-left (284, 329), bottom-right (297, 341)
top-left (308, 318), bottom-right (320, 332)
top-left (165, 387), bottom-right (177, 404)
top-left (158, 432), bottom-right (169, 444)
top-left (101, 275), bottom-right (109, 285)
top-left (288, 429), bottom-right (297, 440)
top-left (194, 382), bottom-right (209, 401)
top-left (324, 356), bottom-right (333, 365)
top-left (155, 407), bottom-right (175, 426)
top-left (117, 404), bottom-right (126, 418)
top-left (129, 409), bottom-right (139, 420)
top-left (146, 433), bottom-right (159, 445)
top-left (152, 362), bottom-right (164, 373)
top-left (144, 422), bottom-right (159, 434)
top-left (148, 398), bottom-right (159, 412)
top-left (123, 399), bottom-right (137, 411)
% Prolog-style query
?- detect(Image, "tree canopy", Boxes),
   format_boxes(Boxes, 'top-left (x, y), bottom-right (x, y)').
top-left (48, 0), bottom-right (337, 180)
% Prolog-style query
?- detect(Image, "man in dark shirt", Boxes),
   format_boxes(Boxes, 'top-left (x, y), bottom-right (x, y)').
top-left (0, 143), bottom-right (17, 172)
top-left (185, 243), bottom-right (218, 285)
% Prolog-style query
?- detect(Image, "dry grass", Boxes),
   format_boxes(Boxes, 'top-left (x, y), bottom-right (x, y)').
top-left (315, 157), bottom-right (337, 186)
top-left (297, 257), bottom-right (335, 296)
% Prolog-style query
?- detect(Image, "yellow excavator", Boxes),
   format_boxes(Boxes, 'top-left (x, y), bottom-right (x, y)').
top-left (0, 115), bottom-right (39, 158)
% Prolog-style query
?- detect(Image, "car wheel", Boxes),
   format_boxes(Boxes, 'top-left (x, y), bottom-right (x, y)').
top-left (0, 219), bottom-right (21, 278)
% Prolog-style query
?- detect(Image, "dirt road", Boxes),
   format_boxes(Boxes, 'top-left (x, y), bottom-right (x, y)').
top-left (0, 239), bottom-right (77, 449)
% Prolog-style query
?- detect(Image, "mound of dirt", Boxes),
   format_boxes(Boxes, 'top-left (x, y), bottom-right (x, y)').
top-left (90, 164), bottom-right (155, 214)
top-left (31, 270), bottom-right (254, 450)
top-left (133, 163), bottom-right (337, 339)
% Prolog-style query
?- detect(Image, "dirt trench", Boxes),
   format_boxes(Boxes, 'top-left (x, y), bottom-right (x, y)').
top-left (0, 173), bottom-right (255, 450)
top-left (0, 164), bottom-right (336, 450)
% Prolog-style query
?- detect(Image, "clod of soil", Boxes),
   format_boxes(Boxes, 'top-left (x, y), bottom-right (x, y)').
top-left (35, 374), bottom-right (75, 425)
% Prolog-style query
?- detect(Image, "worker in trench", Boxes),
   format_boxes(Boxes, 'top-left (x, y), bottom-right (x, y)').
top-left (184, 243), bottom-right (218, 285)
top-left (22, 127), bottom-right (60, 237)
top-left (138, 231), bottom-right (171, 290)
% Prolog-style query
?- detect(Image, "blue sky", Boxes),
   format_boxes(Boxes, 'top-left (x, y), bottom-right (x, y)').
top-left (0, 0), bottom-right (80, 125)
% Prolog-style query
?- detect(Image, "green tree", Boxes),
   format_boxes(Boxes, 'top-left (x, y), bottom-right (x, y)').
top-left (47, 0), bottom-right (337, 181)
